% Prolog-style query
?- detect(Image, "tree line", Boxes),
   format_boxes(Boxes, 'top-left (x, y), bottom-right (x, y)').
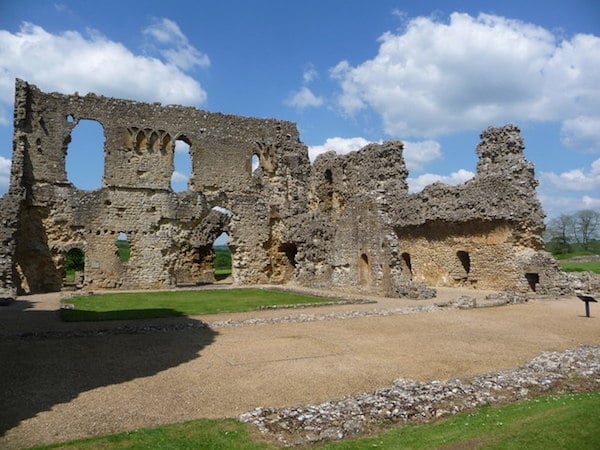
top-left (545, 209), bottom-right (600, 255)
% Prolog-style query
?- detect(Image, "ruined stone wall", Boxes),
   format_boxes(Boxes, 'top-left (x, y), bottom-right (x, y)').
top-left (1, 80), bottom-right (310, 295)
top-left (296, 141), bottom-right (408, 295)
top-left (0, 81), bottom-right (564, 301)
top-left (391, 126), bottom-right (559, 292)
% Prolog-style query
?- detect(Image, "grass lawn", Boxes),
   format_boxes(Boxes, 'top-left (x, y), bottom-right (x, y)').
top-left (29, 392), bottom-right (600, 449)
top-left (61, 288), bottom-right (334, 321)
top-left (558, 261), bottom-right (600, 274)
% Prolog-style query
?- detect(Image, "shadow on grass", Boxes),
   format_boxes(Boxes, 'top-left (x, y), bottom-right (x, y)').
top-left (0, 299), bottom-right (218, 440)
top-left (61, 308), bottom-right (186, 322)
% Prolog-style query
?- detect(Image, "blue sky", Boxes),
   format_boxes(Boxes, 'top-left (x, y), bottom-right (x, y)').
top-left (0, 0), bottom-right (599, 219)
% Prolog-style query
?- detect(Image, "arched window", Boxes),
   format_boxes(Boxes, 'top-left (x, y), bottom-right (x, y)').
top-left (66, 119), bottom-right (105, 189)
top-left (251, 153), bottom-right (260, 175)
top-left (172, 138), bottom-right (192, 192)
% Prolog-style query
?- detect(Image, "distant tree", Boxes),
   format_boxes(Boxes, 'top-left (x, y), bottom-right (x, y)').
top-left (548, 214), bottom-right (574, 247)
top-left (573, 210), bottom-right (600, 250)
top-left (545, 210), bottom-right (600, 255)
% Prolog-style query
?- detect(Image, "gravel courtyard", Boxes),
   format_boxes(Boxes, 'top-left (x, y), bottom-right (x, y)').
top-left (1, 288), bottom-right (598, 449)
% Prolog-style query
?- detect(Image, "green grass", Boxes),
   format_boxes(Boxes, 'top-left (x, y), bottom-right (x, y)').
top-left (61, 288), bottom-right (333, 321)
top-left (320, 392), bottom-right (600, 449)
top-left (29, 418), bottom-right (270, 450)
top-left (64, 269), bottom-right (75, 282)
top-left (553, 251), bottom-right (598, 260)
top-left (558, 261), bottom-right (600, 274)
top-left (29, 392), bottom-right (600, 449)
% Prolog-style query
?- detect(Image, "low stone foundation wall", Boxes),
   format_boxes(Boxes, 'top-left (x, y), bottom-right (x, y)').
top-left (241, 345), bottom-right (600, 446)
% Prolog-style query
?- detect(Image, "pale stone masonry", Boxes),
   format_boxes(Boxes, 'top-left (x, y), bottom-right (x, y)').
top-left (0, 80), bottom-right (568, 303)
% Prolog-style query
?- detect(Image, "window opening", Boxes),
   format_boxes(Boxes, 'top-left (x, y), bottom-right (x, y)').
top-left (279, 243), bottom-right (298, 268)
top-left (64, 248), bottom-right (84, 283)
top-left (457, 251), bottom-right (471, 275)
top-left (324, 169), bottom-right (333, 183)
top-left (251, 153), bottom-right (260, 175)
top-left (401, 252), bottom-right (413, 278)
top-left (358, 253), bottom-right (371, 287)
top-left (525, 273), bottom-right (539, 292)
top-left (172, 138), bottom-right (192, 192)
top-left (116, 232), bottom-right (130, 262)
top-left (66, 119), bottom-right (104, 189)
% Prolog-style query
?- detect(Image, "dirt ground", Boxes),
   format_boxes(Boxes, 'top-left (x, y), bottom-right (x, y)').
top-left (0, 288), bottom-right (598, 449)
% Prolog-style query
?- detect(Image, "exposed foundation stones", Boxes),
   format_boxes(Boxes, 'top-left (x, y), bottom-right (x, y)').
top-left (240, 345), bottom-right (600, 446)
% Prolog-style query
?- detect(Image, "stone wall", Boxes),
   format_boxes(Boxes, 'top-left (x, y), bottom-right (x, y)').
top-left (0, 81), bottom-right (567, 302)
top-left (1, 80), bottom-right (309, 296)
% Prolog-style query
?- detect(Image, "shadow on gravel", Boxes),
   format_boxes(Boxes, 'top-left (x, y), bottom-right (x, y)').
top-left (0, 299), bottom-right (218, 437)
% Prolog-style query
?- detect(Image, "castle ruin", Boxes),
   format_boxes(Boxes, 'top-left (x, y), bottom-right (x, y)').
top-left (0, 80), bottom-right (566, 303)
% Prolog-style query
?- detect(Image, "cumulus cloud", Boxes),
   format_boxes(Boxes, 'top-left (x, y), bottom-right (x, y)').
top-left (0, 155), bottom-right (11, 195)
top-left (403, 140), bottom-right (442, 170)
top-left (560, 116), bottom-right (600, 152)
top-left (286, 86), bottom-right (324, 109)
top-left (538, 193), bottom-right (600, 217)
top-left (307, 136), bottom-right (442, 170)
top-left (143, 18), bottom-right (210, 71)
top-left (407, 169), bottom-right (475, 193)
top-left (308, 137), bottom-right (372, 162)
top-left (332, 12), bottom-right (600, 138)
top-left (541, 158), bottom-right (600, 191)
top-left (286, 64), bottom-right (324, 110)
top-left (0, 22), bottom-right (207, 111)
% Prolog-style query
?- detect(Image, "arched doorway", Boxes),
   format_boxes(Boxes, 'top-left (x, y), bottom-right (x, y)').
top-left (64, 248), bottom-right (85, 286)
top-left (213, 232), bottom-right (232, 281)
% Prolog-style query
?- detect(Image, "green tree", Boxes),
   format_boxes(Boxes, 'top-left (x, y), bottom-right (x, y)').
top-left (573, 209), bottom-right (600, 250)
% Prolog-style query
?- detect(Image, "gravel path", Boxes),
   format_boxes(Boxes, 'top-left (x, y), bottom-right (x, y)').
top-left (0, 288), bottom-right (599, 449)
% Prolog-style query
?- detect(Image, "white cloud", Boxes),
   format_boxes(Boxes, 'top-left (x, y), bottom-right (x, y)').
top-left (170, 171), bottom-right (188, 184)
top-left (403, 140), bottom-right (442, 170)
top-left (303, 66), bottom-right (318, 83)
top-left (332, 12), bottom-right (600, 138)
top-left (174, 140), bottom-right (190, 153)
top-left (582, 195), bottom-right (600, 209)
top-left (407, 169), bottom-right (475, 193)
top-left (0, 155), bottom-right (11, 195)
top-left (308, 136), bottom-right (442, 170)
top-left (0, 22), bottom-right (207, 111)
top-left (308, 137), bottom-right (372, 162)
top-left (143, 18), bottom-right (210, 71)
top-left (285, 86), bottom-right (324, 109)
top-left (541, 158), bottom-right (600, 191)
top-left (560, 116), bottom-right (600, 152)
top-left (538, 193), bottom-right (600, 217)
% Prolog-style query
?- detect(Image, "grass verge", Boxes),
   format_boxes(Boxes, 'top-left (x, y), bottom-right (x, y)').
top-left (29, 392), bottom-right (600, 449)
top-left (320, 391), bottom-right (600, 449)
top-left (559, 261), bottom-right (600, 274)
top-left (61, 288), bottom-right (335, 321)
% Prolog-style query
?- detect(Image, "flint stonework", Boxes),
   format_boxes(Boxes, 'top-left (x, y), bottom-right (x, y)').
top-left (0, 80), bottom-right (568, 302)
